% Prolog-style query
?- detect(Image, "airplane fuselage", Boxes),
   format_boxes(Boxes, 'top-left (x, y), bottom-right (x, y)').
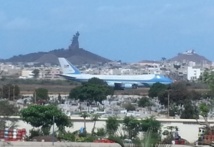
top-left (61, 73), bottom-right (172, 88)
top-left (58, 57), bottom-right (173, 89)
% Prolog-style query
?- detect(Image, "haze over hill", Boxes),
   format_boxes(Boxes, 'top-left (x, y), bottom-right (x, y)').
top-left (5, 32), bottom-right (111, 65)
top-left (2, 32), bottom-right (212, 66)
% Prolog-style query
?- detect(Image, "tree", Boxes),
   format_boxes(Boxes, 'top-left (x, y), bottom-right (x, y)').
top-left (106, 116), bottom-right (119, 136)
top-left (201, 70), bottom-right (214, 96)
top-left (158, 82), bottom-right (192, 107)
top-left (1, 84), bottom-right (20, 100)
top-left (180, 100), bottom-right (199, 119)
top-left (169, 82), bottom-right (190, 105)
top-left (0, 100), bottom-right (19, 129)
top-left (69, 78), bottom-right (114, 104)
top-left (91, 114), bottom-right (100, 134)
top-left (34, 88), bottom-right (49, 102)
top-left (140, 117), bottom-right (161, 146)
top-left (68, 86), bottom-right (82, 101)
top-left (32, 69), bottom-right (40, 79)
top-left (20, 105), bottom-right (72, 135)
top-left (0, 100), bottom-right (18, 116)
top-left (80, 112), bottom-right (90, 132)
top-left (123, 102), bottom-right (136, 111)
top-left (198, 102), bottom-right (211, 129)
top-left (123, 116), bottom-right (140, 139)
top-left (87, 77), bottom-right (108, 85)
top-left (138, 97), bottom-right (152, 107)
top-left (140, 117), bottom-right (161, 133)
top-left (148, 82), bottom-right (167, 98)
top-left (96, 128), bottom-right (106, 137)
top-left (197, 71), bottom-right (214, 129)
top-left (168, 104), bottom-right (180, 117)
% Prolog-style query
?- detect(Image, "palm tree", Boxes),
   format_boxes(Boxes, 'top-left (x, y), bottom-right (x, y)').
top-left (91, 114), bottom-right (100, 134)
top-left (106, 116), bottom-right (119, 136)
top-left (80, 112), bottom-right (90, 132)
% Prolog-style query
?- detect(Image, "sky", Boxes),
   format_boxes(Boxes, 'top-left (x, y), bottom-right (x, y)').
top-left (1, 0), bottom-right (214, 63)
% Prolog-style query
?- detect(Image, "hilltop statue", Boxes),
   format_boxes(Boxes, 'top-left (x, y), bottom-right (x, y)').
top-left (69, 31), bottom-right (80, 50)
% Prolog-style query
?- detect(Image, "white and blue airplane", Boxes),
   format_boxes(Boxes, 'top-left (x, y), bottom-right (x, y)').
top-left (58, 58), bottom-right (172, 89)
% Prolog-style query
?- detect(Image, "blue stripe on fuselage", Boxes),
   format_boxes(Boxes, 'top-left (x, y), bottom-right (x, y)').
top-left (61, 74), bottom-right (172, 85)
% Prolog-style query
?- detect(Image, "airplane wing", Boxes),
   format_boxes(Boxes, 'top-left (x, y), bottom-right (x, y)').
top-left (59, 74), bottom-right (77, 80)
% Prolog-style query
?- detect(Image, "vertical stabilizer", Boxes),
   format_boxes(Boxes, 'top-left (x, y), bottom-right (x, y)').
top-left (58, 58), bottom-right (81, 74)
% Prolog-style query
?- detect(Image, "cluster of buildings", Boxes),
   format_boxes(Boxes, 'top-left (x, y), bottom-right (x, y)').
top-left (0, 62), bottom-right (62, 80)
top-left (0, 50), bottom-right (214, 81)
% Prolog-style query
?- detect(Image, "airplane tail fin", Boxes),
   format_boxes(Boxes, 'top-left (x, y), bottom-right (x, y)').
top-left (58, 58), bottom-right (81, 74)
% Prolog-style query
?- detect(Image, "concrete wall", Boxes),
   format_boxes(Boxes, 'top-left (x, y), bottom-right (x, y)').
top-left (5, 117), bottom-right (214, 144)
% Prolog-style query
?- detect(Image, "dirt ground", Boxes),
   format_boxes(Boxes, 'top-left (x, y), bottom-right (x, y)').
top-left (19, 84), bottom-right (149, 95)
top-left (16, 83), bottom-right (209, 96)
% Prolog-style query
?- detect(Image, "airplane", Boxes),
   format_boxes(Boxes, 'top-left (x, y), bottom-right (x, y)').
top-left (58, 58), bottom-right (173, 89)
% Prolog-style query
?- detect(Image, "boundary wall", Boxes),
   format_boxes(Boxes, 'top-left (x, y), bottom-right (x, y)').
top-left (3, 116), bottom-right (214, 143)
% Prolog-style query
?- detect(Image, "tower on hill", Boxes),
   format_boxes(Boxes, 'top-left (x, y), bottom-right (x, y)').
top-left (69, 31), bottom-right (80, 50)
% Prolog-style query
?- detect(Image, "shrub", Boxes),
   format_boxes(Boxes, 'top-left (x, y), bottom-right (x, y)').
top-left (57, 131), bottom-right (75, 141)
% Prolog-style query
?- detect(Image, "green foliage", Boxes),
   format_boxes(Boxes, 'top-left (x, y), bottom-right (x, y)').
top-left (69, 78), bottom-right (114, 103)
top-left (80, 112), bottom-right (90, 119)
top-left (123, 116), bottom-right (140, 139)
top-left (169, 104), bottom-right (180, 117)
top-left (106, 116), bottom-right (119, 136)
top-left (180, 100), bottom-right (199, 119)
top-left (158, 82), bottom-right (201, 107)
top-left (34, 88), bottom-right (49, 102)
top-left (199, 102), bottom-right (210, 118)
top-left (157, 91), bottom-right (168, 106)
top-left (188, 90), bottom-right (202, 100)
top-left (87, 77), bottom-right (108, 85)
top-left (0, 100), bottom-right (19, 129)
top-left (148, 82), bottom-right (167, 98)
top-left (91, 114), bottom-right (100, 134)
top-left (80, 112), bottom-right (90, 132)
top-left (57, 131), bottom-right (75, 141)
top-left (20, 105), bottom-right (72, 134)
top-left (138, 97), bottom-right (152, 107)
top-left (169, 82), bottom-right (190, 105)
top-left (41, 125), bottom-right (51, 135)
top-left (69, 86), bottom-right (81, 100)
top-left (0, 100), bottom-right (18, 116)
top-left (141, 129), bottom-right (161, 147)
top-left (82, 135), bottom-right (97, 142)
top-left (0, 84), bottom-right (20, 100)
top-left (123, 102), bottom-right (136, 111)
top-left (140, 117), bottom-right (161, 133)
top-left (29, 129), bottom-right (43, 139)
top-left (96, 128), bottom-right (106, 137)
top-left (201, 70), bottom-right (214, 95)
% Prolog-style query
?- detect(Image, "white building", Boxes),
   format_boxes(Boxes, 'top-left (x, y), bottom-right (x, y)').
top-left (187, 66), bottom-right (201, 81)
top-left (19, 69), bottom-right (34, 79)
